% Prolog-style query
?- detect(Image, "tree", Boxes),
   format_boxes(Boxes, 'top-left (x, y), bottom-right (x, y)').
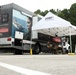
top-left (49, 9), bottom-right (57, 15)
top-left (57, 9), bottom-right (70, 22)
top-left (62, 9), bottom-right (69, 20)
top-left (69, 3), bottom-right (76, 26)
top-left (34, 9), bottom-right (41, 15)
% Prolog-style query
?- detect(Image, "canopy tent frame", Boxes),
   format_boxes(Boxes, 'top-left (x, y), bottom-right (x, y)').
top-left (32, 12), bottom-right (76, 54)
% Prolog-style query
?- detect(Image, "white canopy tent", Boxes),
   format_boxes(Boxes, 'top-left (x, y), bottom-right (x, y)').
top-left (32, 12), bottom-right (76, 36)
top-left (32, 12), bottom-right (76, 53)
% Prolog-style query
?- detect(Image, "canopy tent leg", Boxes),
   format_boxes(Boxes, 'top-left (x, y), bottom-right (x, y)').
top-left (69, 27), bottom-right (72, 53)
top-left (30, 30), bottom-right (33, 55)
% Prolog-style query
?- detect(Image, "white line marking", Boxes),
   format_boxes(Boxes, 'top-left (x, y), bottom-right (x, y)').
top-left (0, 62), bottom-right (51, 75)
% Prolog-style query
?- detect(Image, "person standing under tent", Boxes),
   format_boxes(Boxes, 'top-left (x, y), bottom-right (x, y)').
top-left (65, 42), bottom-right (70, 54)
top-left (63, 41), bottom-right (70, 54)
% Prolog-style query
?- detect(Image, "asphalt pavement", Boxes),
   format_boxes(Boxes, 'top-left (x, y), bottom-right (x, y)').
top-left (0, 53), bottom-right (76, 75)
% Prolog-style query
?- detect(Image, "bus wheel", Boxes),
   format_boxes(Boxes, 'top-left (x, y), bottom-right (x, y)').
top-left (33, 43), bottom-right (41, 54)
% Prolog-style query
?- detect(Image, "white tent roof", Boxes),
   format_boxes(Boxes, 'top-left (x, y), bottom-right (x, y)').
top-left (32, 12), bottom-right (76, 36)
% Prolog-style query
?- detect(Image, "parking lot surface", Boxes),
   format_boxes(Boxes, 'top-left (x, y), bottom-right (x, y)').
top-left (0, 53), bottom-right (76, 75)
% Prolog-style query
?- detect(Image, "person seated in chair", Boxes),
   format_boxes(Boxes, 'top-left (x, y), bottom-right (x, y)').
top-left (47, 41), bottom-right (54, 54)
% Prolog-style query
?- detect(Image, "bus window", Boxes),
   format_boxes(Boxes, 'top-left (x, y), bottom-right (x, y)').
top-left (1, 13), bottom-right (9, 23)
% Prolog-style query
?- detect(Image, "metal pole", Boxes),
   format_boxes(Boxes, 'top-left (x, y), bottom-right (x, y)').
top-left (30, 28), bottom-right (33, 55)
top-left (69, 26), bottom-right (72, 53)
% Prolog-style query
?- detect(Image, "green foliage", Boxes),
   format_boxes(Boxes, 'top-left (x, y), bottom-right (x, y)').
top-left (58, 9), bottom-right (70, 21)
top-left (41, 10), bottom-right (48, 16)
top-left (34, 9), bottom-right (41, 15)
top-left (69, 3), bottom-right (76, 26)
top-left (34, 9), bottom-right (57, 16)
top-left (49, 9), bottom-right (57, 14)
